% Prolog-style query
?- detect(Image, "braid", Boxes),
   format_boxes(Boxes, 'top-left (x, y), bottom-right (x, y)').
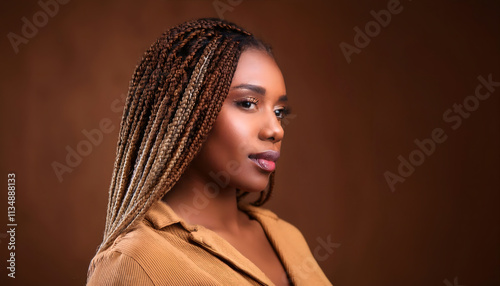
top-left (96, 18), bottom-right (276, 259)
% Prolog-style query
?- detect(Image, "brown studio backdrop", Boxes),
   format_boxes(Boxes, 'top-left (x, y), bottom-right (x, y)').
top-left (0, 0), bottom-right (499, 285)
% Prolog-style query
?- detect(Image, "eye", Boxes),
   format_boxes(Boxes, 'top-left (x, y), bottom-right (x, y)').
top-left (235, 97), bottom-right (259, 110)
top-left (274, 106), bottom-right (291, 120)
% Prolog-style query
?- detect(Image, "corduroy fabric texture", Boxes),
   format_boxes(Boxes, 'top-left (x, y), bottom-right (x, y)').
top-left (87, 200), bottom-right (332, 285)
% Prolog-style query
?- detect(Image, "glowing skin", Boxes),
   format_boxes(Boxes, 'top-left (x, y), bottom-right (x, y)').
top-left (190, 48), bottom-right (288, 193)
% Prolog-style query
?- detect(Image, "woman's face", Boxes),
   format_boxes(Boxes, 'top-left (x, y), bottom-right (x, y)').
top-left (190, 48), bottom-right (289, 193)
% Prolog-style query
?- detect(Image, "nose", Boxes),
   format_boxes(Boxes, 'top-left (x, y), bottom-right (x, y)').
top-left (258, 110), bottom-right (284, 143)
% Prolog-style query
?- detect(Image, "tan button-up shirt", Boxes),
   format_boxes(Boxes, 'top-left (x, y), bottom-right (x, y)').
top-left (87, 200), bottom-right (332, 285)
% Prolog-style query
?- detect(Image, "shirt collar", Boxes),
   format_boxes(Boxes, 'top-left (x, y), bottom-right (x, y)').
top-left (143, 199), bottom-right (197, 232)
top-left (142, 199), bottom-right (281, 285)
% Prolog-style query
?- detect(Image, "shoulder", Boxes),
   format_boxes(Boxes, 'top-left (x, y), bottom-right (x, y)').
top-left (87, 221), bottom-right (188, 285)
top-left (87, 228), bottom-right (156, 285)
top-left (87, 247), bottom-right (153, 285)
top-left (86, 223), bottom-right (159, 285)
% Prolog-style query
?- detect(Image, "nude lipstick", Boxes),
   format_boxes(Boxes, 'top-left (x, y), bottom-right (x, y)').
top-left (248, 150), bottom-right (280, 172)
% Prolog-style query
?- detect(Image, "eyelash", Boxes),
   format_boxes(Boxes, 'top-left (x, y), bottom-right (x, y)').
top-left (235, 97), bottom-right (291, 120)
top-left (235, 97), bottom-right (259, 109)
top-left (276, 107), bottom-right (291, 120)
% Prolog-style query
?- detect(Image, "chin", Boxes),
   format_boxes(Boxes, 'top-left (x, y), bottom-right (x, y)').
top-left (236, 175), bottom-right (271, 193)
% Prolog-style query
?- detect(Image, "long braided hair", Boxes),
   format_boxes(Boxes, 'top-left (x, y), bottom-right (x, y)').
top-left (98, 18), bottom-right (276, 254)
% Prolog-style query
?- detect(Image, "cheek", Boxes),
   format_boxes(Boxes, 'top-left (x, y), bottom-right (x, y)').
top-left (211, 110), bottom-right (252, 155)
top-left (198, 109), bottom-right (254, 173)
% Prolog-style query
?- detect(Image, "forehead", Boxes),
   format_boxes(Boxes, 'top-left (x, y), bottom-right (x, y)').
top-left (229, 49), bottom-right (286, 94)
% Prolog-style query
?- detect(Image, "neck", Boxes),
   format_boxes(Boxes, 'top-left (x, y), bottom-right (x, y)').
top-left (162, 167), bottom-right (247, 234)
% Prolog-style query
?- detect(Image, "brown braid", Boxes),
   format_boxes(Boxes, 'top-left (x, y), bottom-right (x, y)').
top-left (96, 18), bottom-right (277, 257)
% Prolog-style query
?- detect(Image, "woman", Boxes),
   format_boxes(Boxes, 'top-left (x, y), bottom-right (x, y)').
top-left (87, 18), bottom-right (331, 285)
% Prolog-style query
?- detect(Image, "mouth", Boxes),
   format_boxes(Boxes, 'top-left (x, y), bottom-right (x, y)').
top-left (248, 150), bottom-right (280, 172)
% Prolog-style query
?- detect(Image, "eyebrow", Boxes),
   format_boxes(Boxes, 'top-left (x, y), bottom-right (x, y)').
top-left (231, 83), bottom-right (288, 102)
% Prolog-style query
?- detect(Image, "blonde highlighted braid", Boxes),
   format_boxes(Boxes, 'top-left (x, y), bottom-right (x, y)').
top-left (97, 18), bottom-right (275, 255)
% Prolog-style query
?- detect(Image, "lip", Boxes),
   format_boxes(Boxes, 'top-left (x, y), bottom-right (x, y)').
top-left (248, 150), bottom-right (280, 172)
